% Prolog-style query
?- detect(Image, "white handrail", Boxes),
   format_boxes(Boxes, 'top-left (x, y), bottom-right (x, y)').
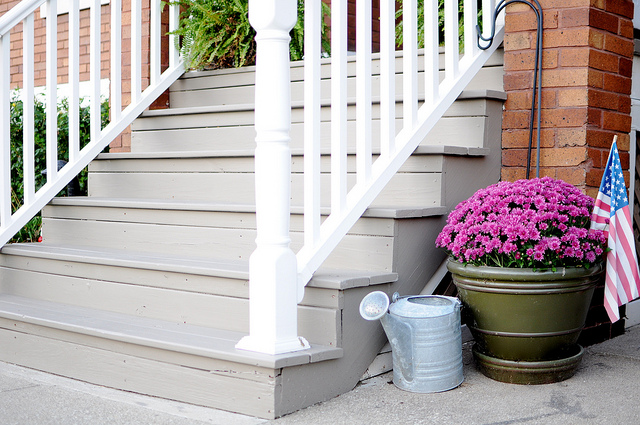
top-left (0, 0), bottom-right (184, 247)
top-left (245, 0), bottom-right (506, 355)
top-left (0, 0), bottom-right (46, 35)
top-left (296, 1), bottom-right (505, 297)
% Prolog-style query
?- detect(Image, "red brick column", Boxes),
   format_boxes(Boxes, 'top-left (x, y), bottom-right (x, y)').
top-left (502, 0), bottom-right (634, 199)
top-left (502, 0), bottom-right (634, 343)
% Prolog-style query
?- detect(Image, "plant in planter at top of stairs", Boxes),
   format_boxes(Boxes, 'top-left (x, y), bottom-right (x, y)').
top-left (165, 0), bottom-right (331, 70)
top-left (435, 177), bottom-right (607, 384)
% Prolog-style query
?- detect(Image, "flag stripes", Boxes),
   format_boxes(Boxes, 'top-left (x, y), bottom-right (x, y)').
top-left (590, 137), bottom-right (640, 323)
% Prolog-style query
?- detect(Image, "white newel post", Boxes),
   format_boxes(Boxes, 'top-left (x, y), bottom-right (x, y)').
top-left (236, 0), bottom-right (311, 355)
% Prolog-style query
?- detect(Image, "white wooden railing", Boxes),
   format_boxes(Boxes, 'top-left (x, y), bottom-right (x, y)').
top-left (238, 0), bottom-right (505, 355)
top-left (0, 0), bottom-right (183, 246)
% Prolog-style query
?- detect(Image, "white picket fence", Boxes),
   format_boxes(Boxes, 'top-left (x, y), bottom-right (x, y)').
top-left (238, 0), bottom-right (505, 355)
top-left (0, 0), bottom-right (183, 246)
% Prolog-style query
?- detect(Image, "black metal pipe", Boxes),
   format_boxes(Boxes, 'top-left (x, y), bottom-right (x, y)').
top-left (477, 0), bottom-right (544, 179)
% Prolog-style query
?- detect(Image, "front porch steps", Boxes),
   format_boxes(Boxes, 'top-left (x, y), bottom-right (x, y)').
top-left (0, 294), bottom-right (339, 418)
top-left (0, 50), bottom-right (505, 418)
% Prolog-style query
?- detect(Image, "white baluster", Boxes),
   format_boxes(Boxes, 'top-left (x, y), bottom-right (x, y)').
top-left (483, 0), bottom-right (495, 46)
top-left (356, 0), bottom-right (372, 184)
top-left (445, 0), bottom-right (460, 81)
top-left (425, 0), bottom-right (439, 104)
top-left (69, 0), bottom-right (80, 163)
top-left (304, 0), bottom-right (321, 248)
top-left (464, 0), bottom-right (478, 60)
top-left (90, 0), bottom-right (101, 141)
top-left (150, 0), bottom-right (160, 86)
top-left (0, 34), bottom-right (10, 227)
top-left (169, 0), bottom-right (180, 68)
top-left (403, 0), bottom-right (417, 130)
top-left (111, 0), bottom-right (121, 121)
top-left (131, 0), bottom-right (141, 104)
top-left (46, 0), bottom-right (58, 182)
top-left (331, 0), bottom-right (347, 214)
top-left (23, 14), bottom-right (35, 204)
top-left (380, 0), bottom-right (395, 157)
top-left (236, 0), bottom-right (310, 355)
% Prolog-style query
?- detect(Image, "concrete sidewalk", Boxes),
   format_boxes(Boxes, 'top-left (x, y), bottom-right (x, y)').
top-left (2, 327), bottom-right (640, 425)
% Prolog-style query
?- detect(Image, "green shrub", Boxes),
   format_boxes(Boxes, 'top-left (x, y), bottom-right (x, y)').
top-left (395, 0), bottom-right (482, 49)
top-left (166, 0), bottom-right (331, 70)
top-left (8, 94), bottom-right (110, 243)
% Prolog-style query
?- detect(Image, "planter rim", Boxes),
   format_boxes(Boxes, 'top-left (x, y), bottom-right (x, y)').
top-left (446, 259), bottom-right (603, 282)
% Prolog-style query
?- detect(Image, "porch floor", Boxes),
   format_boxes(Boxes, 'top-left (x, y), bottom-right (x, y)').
top-left (1, 325), bottom-right (639, 424)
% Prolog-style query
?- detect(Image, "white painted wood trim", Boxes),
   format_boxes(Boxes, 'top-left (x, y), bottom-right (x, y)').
top-left (236, 0), bottom-right (309, 355)
top-left (464, 0), bottom-right (479, 59)
top-left (45, 0), bottom-right (58, 182)
top-left (403, 0), bottom-right (418, 131)
top-left (40, 0), bottom-right (109, 17)
top-left (0, 34), bottom-right (10, 227)
top-left (150, 0), bottom-right (161, 86)
top-left (424, 0), bottom-right (439, 104)
top-left (131, 0), bottom-right (142, 104)
top-left (356, 0), bottom-right (372, 185)
top-left (444, 0), bottom-right (460, 81)
top-left (331, 0), bottom-right (348, 215)
top-left (169, 0), bottom-right (180, 68)
top-left (304, 0), bottom-right (321, 248)
top-left (379, 0), bottom-right (395, 157)
top-left (23, 14), bottom-right (36, 204)
top-left (69, 0), bottom-right (80, 163)
top-left (110, 0), bottom-right (121, 121)
top-left (90, 0), bottom-right (101, 141)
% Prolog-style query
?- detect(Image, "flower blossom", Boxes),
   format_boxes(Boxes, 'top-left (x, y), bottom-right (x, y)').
top-left (435, 177), bottom-right (607, 268)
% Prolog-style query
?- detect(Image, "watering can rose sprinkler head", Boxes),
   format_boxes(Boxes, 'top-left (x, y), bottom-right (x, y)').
top-left (359, 291), bottom-right (397, 321)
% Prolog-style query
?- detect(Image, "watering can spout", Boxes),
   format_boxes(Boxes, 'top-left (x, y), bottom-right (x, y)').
top-left (360, 291), bottom-right (415, 382)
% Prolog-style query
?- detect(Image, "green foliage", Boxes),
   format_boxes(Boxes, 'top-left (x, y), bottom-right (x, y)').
top-left (8, 94), bottom-right (110, 243)
top-left (395, 0), bottom-right (482, 50)
top-left (166, 0), bottom-right (331, 70)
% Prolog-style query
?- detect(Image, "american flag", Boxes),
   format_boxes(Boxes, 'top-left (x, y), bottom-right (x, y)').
top-left (591, 136), bottom-right (640, 322)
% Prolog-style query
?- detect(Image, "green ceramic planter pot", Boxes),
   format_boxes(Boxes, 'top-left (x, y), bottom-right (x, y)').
top-left (447, 260), bottom-right (603, 384)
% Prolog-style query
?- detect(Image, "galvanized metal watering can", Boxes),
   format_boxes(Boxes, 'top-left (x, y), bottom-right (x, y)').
top-left (360, 291), bottom-right (464, 393)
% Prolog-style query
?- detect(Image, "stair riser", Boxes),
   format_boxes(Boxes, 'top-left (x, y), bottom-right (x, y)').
top-left (40, 218), bottom-right (395, 272)
top-left (90, 153), bottom-right (445, 174)
top-left (86, 172), bottom-right (442, 209)
top-left (42, 204), bottom-right (397, 237)
top-left (0, 252), bottom-right (341, 309)
top-left (0, 266), bottom-right (340, 346)
top-left (0, 326), bottom-right (279, 418)
top-left (131, 114), bottom-right (490, 153)
top-left (170, 66), bottom-right (503, 108)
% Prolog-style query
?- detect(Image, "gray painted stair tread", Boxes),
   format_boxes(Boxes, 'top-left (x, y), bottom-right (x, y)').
top-left (140, 89), bottom-right (505, 118)
top-left (95, 146), bottom-right (489, 160)
top-left (0, 244), bottom-right (397, 290)
top-left (173, 49), bottom-right (503, 85)
top-left (0, 294), bottom-right (341, 368)
top-left (48, 197), bottom-right (448, 218)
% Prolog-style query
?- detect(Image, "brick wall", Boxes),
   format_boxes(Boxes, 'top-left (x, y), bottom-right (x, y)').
top-left (502, 0), bottom-right (635, 342)
top-left (2, 0), bottom-right (169, 152)
top-left (502, 0), bottom-right (634, 196)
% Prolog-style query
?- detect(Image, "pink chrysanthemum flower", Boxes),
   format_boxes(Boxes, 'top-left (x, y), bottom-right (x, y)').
top-left (435, 177), bottom-right (607, 269)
